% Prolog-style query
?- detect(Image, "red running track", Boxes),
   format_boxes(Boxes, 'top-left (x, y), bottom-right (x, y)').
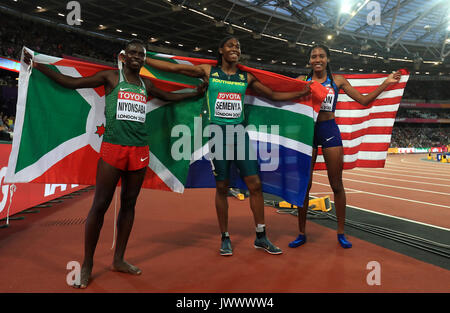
top-left (0, 154), bottom-right (449, 293)
top-left (311, 153), bottom-right (450, 230)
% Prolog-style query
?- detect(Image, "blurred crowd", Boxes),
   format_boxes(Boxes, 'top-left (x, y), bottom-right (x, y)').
top-left (0, 111), bottom-right (14, 141)
top-left (0, 16), bottom-right (121, 63)
top-left (0, 73), bottom-right (17, 87)
top-left (402, 80), bottom-right (450, 102)
top-left (396, 109), bottom-right (450, 119)
top-left (0, 13), bottom-right (449, 147)
top-left (390, 125), bottom-right (450, 148)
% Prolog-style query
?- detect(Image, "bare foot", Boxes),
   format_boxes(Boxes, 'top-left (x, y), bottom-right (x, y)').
top-left (73, 264), bottom-right (92, 289)
top-left (112, 260), bottom-right (142, 275)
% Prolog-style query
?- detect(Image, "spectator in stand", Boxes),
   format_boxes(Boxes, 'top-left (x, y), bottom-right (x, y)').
top-left (390, 125), bottom-right (450, 148)
top-left (1, 15), bottom-right (122, 63)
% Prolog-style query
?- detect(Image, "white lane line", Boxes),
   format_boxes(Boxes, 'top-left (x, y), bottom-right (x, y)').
top-left (314, 173), bottom-right (450, 196)
top-left (311, 191), bottom-right (361, 195)
top-left (385, 159), bottom-right (450, 171)
top-left (368, 165), bottom-right (450, 177)
top-left (313, 181), bottom-right (450, 209)
top-left (343, 171), bottom-right (450, 187)
top-left (386, 162), bottom-right (450, 173)
top-left (351, 168), bottom-right (450, 181)
top-left (313, 191), bottom-right (450, 232)
top-left (386, 162), bottom-right (450, 172)
top-left (400, 158), bottom-right (450, 167)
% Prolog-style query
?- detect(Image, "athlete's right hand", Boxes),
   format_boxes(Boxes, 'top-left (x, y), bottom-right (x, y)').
top-left (23, 49), bottom-right (33, 66)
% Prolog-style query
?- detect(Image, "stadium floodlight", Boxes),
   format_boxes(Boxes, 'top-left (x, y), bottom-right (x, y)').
top-left (340, 1), bottom-right (352, 14)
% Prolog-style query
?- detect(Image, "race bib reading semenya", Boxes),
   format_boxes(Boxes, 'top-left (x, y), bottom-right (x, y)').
top-left (214, 92), bottom-right (243, 119)
top-left (116, 91), bottom-right (147, 123)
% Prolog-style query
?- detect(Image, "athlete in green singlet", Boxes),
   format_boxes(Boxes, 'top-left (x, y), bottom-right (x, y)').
top-left (23, 40), bottom-right (206, 288)
top-left (146, 36), bottom-right (312, 256)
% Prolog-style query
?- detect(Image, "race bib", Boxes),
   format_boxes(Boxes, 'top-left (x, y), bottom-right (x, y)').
top-left (116, 91), bottom-right (147, 123)
top-left (320, 87), bottom-right (335, 112)
top-left (214, 92), bottom-right (243, 119)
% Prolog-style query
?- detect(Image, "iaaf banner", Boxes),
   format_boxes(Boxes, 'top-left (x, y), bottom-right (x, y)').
top-left (0, 143), bottom-right (87, 221)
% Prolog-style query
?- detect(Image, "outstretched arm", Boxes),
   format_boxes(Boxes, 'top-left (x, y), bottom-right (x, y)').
top-left (144, 79), bottom-right (207, 102)
top-left (248, 73), bottom-right (312, 101)
top-left (335, 71), bottom-right (401, 106)
top-left (23, 49), bottom-right (108, 89)
top-left (145, 57), bottom-right (210, 80)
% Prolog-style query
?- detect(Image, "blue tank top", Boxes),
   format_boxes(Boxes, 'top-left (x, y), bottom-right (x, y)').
top-left (306, 75), bottom-right (339, 113)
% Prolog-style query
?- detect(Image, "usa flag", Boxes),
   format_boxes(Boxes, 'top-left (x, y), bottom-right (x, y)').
top-left (315, 69), bottom-right (410, 170)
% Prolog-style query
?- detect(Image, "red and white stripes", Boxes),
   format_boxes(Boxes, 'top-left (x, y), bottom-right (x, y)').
top-left (315, 71), bottom-right (410, 170)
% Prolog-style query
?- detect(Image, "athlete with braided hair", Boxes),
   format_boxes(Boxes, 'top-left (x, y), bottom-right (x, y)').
top-left (289, 44), bottom-right (401, 249)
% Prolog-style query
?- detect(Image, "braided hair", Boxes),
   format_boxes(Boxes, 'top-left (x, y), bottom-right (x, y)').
top-left (306, 44), bottom-right (334, 86)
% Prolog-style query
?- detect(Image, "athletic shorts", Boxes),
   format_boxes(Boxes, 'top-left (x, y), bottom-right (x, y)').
top-left (313, 119), bottom-right (343, 149)
top-left (100, 142), bottom-right (149, 171)
top-left (208, 124), bottom-right (259, 181)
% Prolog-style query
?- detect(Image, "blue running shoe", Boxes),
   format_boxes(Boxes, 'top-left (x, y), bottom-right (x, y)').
top-left (337, 234), bottom-right (352, 248)
top-left (220, 237), bottom-right (233, 256)
top-left (288, 234), bottom-right (307, 248)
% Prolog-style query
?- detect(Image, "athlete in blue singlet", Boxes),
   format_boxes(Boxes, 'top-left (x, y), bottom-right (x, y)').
top-left (289, 44), bottom-right (401, 249)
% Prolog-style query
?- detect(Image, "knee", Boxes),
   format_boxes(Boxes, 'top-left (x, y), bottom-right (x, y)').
top-left (216, 184), bottom-right (229, 197)
top-left (120, 194), bottom-right (139, 211)
top-left (329, 180), bottom-right (344, 195)
top-left (246, 178), bottom-right (262, 195)
top-left (90, 195), bottom-right (113, 216)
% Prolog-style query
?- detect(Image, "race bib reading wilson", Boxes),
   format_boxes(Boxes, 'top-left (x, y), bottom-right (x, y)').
top-left (320, 87), bottom-right (335, 112)
top-left (116, 91), bottom-right (147, 123)
top-left (214, 92), bottom-right (243, 119)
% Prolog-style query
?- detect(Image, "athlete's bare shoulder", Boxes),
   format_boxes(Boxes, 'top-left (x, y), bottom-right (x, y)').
top-left (103, 70), bottom-right (120, 94)
top-left (332, 74), bottom-right (345, 88)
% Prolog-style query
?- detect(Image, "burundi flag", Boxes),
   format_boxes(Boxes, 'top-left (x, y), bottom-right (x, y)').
top-left (6, 48), bottom-right (326, 207)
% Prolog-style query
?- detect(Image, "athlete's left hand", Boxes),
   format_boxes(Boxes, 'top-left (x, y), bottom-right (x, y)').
top-left (385, 71), bottom-right (401, 84)
top-left (196, 81), bottom-right (208, 96)
top-left (300, 81), bottom-right (312, 97)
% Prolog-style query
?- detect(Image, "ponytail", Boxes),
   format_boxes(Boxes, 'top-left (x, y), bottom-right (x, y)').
top-left (326, 63), bottom-right (334, 87)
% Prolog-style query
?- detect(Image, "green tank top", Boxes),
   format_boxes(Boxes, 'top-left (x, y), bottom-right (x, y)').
top-left (103, 69), bottom-right (148, 146)
top-left (206, 66), bottom-right (248, 125)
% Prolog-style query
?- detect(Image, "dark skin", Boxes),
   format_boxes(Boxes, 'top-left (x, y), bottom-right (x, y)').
top-left (23, 44), bottom-right (206, 288)
top-left (296, 47), bottom-right (401, 237)
top-left (146, 37), bottom-right (311, 237)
